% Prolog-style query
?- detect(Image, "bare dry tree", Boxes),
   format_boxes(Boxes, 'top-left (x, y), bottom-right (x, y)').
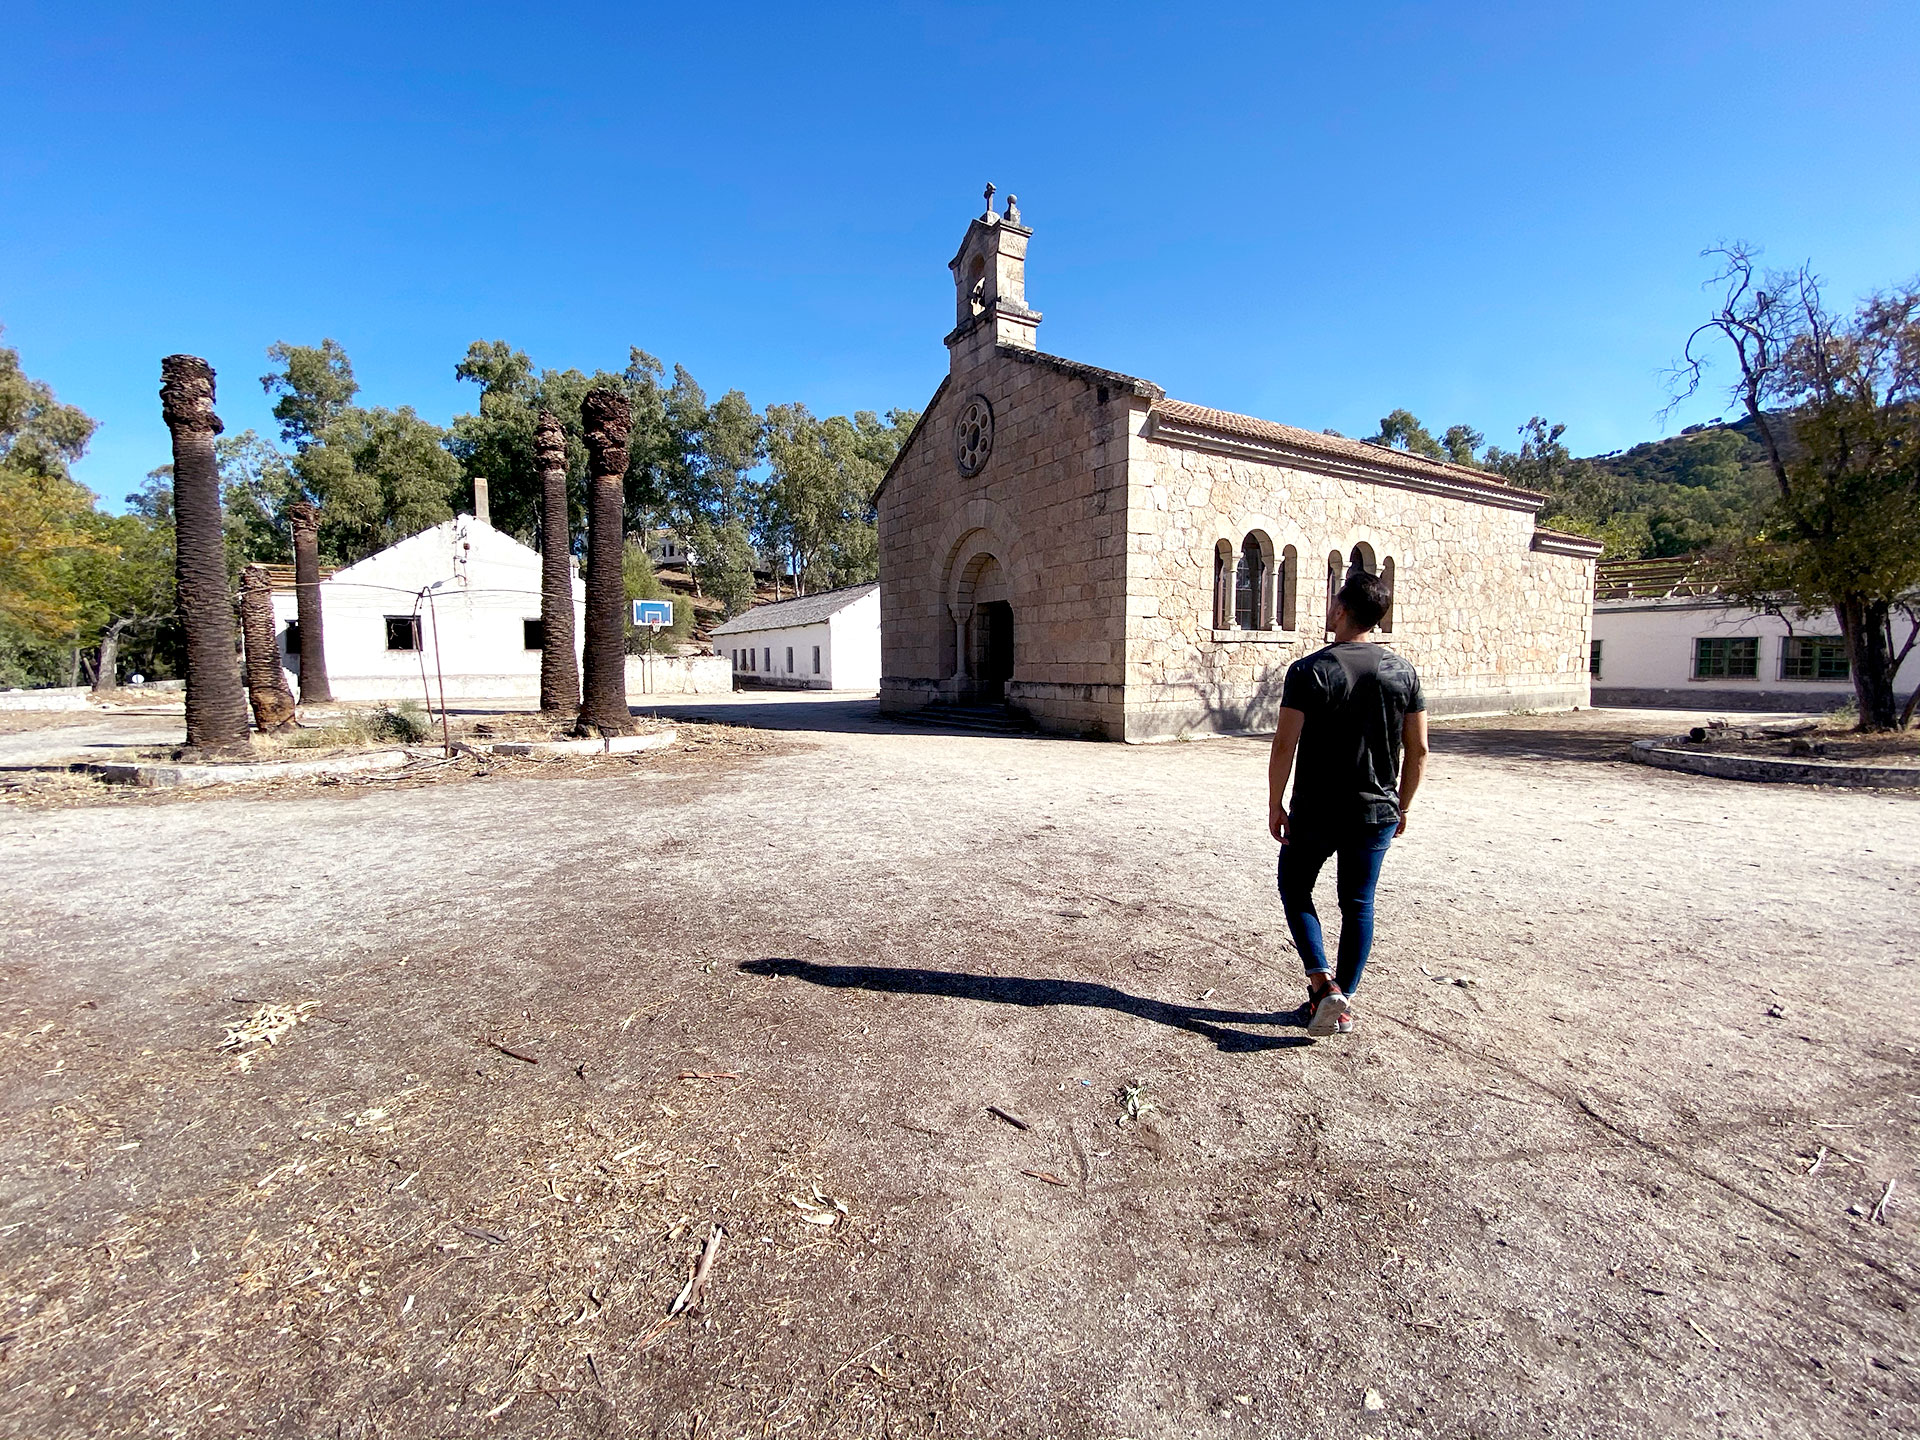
top-left (288, 500), bottom-right (333, 704)
top-left (240, 564), bottom-right (298, 733)
top-left (160, 355), bottom-right (251, 757)
top-left (1673, 245), bottom-right (1920, 729)
top-left (575, 389), bottom-right (635, 736)
top-left (535, 409), bottom-right (580, 714)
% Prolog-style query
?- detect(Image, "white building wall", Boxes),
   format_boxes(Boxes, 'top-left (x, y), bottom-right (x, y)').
top-left (722, 620), bottom-right (834, 689)
top-left (271, 515), bottom-right (586, 703)
top-left (1591, 597), bottom-right (1917, 710)
top-left (827, 587), bottom-right (882, 690)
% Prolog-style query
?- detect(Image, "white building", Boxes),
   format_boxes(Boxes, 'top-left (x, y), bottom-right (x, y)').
top-left (647, 528), bottom-right (692, 568)
top-left (271, 515), bottom-right (585, 703)
top-left (1590, 556), bottom-right (1916, 711)
top-left (712, 583), bottom-right (880, 690)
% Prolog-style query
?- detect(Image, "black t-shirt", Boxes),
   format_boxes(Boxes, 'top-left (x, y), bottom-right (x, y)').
top-left (1281, 642), bottom-right (1426, 827)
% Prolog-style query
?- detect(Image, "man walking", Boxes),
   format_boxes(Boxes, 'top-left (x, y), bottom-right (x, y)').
top-left (1267, 569), bottom-right (1429, 1038)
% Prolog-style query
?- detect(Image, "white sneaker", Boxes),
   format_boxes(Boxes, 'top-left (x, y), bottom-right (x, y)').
top-left (1334, 1010), bottom-right (1355, 1035)
top-left (1307, 990), bottom-right (1351, 1038)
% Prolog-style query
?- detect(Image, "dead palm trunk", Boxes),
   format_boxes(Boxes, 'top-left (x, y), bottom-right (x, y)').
top-left (289, 500), bottom-right (333, 704)
top-left (161, 355), bottom-right (251, 757)
top-left (534, 410), bottom-right (580, 714)
top-left (575, 389), bottom-right (634, 736)
top-left (240, 564), bottom-right (298, 733)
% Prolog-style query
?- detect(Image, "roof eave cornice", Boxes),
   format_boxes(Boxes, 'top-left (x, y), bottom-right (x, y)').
top-left (1146, 411), bottom-right (1546, 514)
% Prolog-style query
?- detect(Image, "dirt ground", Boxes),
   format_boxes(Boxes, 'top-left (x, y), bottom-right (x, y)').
top-left (0, 702), bottom-right (1914, 1439)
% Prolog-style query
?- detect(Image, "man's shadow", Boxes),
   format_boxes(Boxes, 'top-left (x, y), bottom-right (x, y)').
top-left (740, 959), bottom-right (1314, 1052)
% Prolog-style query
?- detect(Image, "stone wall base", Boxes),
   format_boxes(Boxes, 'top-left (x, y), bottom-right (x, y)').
top-left (1120, 678), bottom-right (1590, 742)
top-left (1593, 685), bottom-right (1868, 713)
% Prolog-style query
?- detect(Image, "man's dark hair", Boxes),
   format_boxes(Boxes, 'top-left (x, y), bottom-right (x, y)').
top-left (1336, 570), bottom-right (1392, 632)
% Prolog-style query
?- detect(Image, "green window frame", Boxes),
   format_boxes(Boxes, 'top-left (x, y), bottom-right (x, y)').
top-left (1693, 636), bottom-right (1758, 680)
top-left (1780, 635), bottom-right (1849, 682)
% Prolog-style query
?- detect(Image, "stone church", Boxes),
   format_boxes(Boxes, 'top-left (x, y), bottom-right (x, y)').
top-left (875, 192), bottom-right (1601, 741)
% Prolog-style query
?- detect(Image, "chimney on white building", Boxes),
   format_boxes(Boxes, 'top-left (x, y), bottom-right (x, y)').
top-left (473, 476), bottom-right (490, 526)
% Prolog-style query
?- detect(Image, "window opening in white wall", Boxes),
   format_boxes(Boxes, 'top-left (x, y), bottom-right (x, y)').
top-left (764, 647), bottom-right (771, 672)
top-left (1590, 639), bottom-right (1602, 678)
top-left (1694, 636), bottom-right (1758, 679)
top-left (1781, 635), bottom-right (1849, 681)
top-left (384, 615), bottom-right (421, 652)
top-left (812, 645), bottom-right (821, 674)
top-left (786, 646), bottom-right (794, 672)
top-left (523, 618), bottom-right (544, 650)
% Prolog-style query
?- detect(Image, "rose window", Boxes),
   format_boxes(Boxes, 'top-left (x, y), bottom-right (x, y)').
top-left (954, 396), bottom-right (994, 477)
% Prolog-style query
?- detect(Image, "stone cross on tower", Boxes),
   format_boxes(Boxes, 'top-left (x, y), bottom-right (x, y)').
top-left (982, 182), bottom-right (996, 221)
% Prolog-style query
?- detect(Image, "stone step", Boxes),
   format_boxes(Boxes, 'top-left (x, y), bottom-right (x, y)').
top-left (891, 705), bottom-right (1035, 735)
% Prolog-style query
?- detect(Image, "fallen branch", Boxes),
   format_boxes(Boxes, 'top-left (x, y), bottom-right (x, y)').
top-left (671, 1223), bottom-right (724, 1315)
top-left (677, 1070), bottom-right (740, 1082)
top-left (1021, 1168), bottom-right (1070, 1187)
top-left (1806, 1147), bottom-right (1828, 1177)
top-left (987, 1106), bottom-right (1030, 1131)
top-left (488, 1040), bottom-right (539, 1065)
top-left (1872, 1179), bottom-right (1897, 1226)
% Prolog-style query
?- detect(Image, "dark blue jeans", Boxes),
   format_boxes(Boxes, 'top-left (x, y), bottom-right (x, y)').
top-left (1277, 816), bottom-right (1397, 996)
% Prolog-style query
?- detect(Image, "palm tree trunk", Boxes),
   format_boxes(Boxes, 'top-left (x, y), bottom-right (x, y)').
top-left (161, 355), bottom-right (251, 757)
top-left (576, 390), bottom-right (635, 736)
top-left (241, 564), bottom-right (298, 733)
top-left (289, 501), bottom-right (333, 703)
top-left (534, 410), bottom-right (580, 714)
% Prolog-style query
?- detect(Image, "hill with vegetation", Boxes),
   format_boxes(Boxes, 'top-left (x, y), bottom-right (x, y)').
top-left (1356, 408), bottom-right (1777, 559)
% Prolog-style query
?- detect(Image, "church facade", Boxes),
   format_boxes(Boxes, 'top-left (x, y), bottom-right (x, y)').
top-left (876, 195), bottom-right (1601, 742)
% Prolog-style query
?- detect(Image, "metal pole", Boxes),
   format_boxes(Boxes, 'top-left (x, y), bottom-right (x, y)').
top-left (426, 588), bottom-right (452, 757)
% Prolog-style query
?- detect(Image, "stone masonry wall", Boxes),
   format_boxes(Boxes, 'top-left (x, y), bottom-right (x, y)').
top-left (1120, 432), bottom-right (1594, 741)
top-left (878, 346), bottom-right (1134, 737)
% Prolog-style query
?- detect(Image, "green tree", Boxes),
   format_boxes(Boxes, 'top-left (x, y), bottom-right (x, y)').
top-left (0, 330), bottom-right (103, 679)
top-left (261, 339), bottom-right (358, 449)
top-left (1442, 424), bottom-right (1483, 466)
top-left (622, 543), bottom-right (694, 655)
top-left (448, 341), bottom-right (672, 546)
top-left (75, 508), bottom-right (175, 691)
top-left (1482, 417), bottom-right (1648, 556)
top-left (1675, 244), bottom-right (1920, 728)
top-left (260, 341), bottom-right (464, 564)
top-left (761, 404), bottom-right (918, 592)
top-left (1364, 408), bottom-right (1445, 460)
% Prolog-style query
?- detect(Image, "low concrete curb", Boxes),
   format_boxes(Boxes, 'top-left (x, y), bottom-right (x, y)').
top-left (91, 749), bottom-right (414, 790)
top-left (1629, 737), bottom-right (1920, 790)
top-left (485, 729), bottom-right (676, 760)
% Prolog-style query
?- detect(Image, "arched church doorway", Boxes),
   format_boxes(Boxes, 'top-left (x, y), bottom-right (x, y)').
top-left (952, 548), bottom-right (1015, 705)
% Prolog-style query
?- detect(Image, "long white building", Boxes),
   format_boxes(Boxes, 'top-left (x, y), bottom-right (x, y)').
top-left (712, 584), bottom-right (880, 691)
top-left (1590, 556), bottom-right (1916, 711)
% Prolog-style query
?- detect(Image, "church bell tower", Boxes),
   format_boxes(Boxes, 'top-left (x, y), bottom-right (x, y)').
top-left (946, 184), bottom-right (1041, 370)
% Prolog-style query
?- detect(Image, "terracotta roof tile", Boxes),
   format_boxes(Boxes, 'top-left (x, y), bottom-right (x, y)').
top-left (1153, 398), bottom-right (1540, 499)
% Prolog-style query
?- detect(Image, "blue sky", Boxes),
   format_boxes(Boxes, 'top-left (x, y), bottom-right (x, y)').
top-left (6, 2), bottom-right (1916, 507)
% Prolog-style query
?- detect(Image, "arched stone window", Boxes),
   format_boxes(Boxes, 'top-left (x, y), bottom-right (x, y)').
top-left (1280, 544), bottom-right (1298, 630)
top-left (1326, 551), bottom-right (1343, 633)
top-left (1348, 542), bottom-right (1378, 579)
top-left (1237, 532), bottom-right (1273, 629)
top-left (1212, 539), bottom-right (1234, 628)
top-left (1380, 556), bottom-right (1396, 633)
